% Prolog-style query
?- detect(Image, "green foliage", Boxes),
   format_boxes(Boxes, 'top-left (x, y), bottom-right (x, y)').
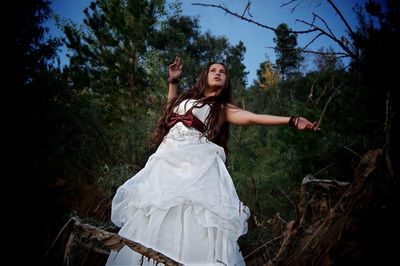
top-left (256, 59), bottom-right (280, 90)
top-left (273, 23), bottom-right (304, 77)
top-left (15, 0), bottom-right (66, 185)
top-left (149, 14), bottom-right (243, 89)
top-left (228, 54), bottom-right (383, 223)
top-left (57, 0), bottom-right (249, 194)
top-left (14, 1), bottom-right (73, 264)
top-left (226, 41), bottom-right (249, 89)
top-left (351, 0), bottom-right (399, 146)
top-left (18, 1), bottom-right (399, 263)
top-left (96, 163), bottom-right (141, 194)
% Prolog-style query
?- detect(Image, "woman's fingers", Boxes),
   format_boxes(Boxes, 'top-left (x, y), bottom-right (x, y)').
top-left (170, 56), bottom-right (183, 71)
top-left (177, 57), bottom-right (182, 69)
top-left (169, 56), bottom-right (181, 68)
top-left (311, 121), bottom-right (320, 131)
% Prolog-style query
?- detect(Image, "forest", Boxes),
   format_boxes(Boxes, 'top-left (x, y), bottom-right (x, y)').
top-left (13, 0), bottom-right (398, 265)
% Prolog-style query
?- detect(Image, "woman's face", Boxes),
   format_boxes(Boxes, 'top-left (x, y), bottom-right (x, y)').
top-left (207, 63), bottom-right (226, 90)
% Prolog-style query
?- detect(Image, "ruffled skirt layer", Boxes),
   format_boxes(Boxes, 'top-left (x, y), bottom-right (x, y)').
top-left (106, 124), bottom-right (250, 265)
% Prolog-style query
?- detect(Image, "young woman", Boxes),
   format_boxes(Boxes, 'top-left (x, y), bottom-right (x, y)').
top-left (106, 57), bottom-right (319, 266)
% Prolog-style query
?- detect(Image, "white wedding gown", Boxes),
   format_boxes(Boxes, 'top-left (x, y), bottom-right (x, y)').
top-left (106, 99), bottom-right (250, 266)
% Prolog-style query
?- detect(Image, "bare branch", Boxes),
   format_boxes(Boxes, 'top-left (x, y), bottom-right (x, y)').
top-left (281, 0), bottom-right (324, 14)
top-left (308, 68), bottom-right (321, 102)
top-left (314, 162), bottom-right (337, 177)
top-left (265, 47), bottom-right (348, 58)
top-left (242, 235), bottom-right (284, 260)
top-left (299, 32), bottom-right (324, 52)
top-left (302, 174), bottom-right (350, 187)
top-left (265, 32), bottom-right (349, 64)
top-left (241, 1), bottom-right (252, 17)
top-left (265, 32), bottom-right (325, 66)
top-left (281, 0), bottom-right (299, 8)
top-left (343, 145), bottom-right (362, 158)
top-left (296, 18), bottom-right (356, 59)
top-left (43, 216), bottom-right (76, 261)
top-left (313, 12), bottom-right (336, 41)
top-left (315, 81), bottom-right (341, 129)
top-left (192, 2), bottom-right (318, 34)
top-left (193, 2), bottom-right (357, 61)
top-left (301, 50), bottom-right (348, 57)
top-left (274, 184), bottom-right (297, 211)
top-left (286, 32), bottom-right (346, 62)
top-left (326, 0), bottom-right (356, 37)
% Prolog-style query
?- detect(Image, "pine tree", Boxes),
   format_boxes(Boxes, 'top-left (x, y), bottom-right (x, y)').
top-left (273, 23), bottom-right (304, 78)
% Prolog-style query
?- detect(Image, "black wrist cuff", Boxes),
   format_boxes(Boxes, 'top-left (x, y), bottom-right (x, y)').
top-left (168, 77), bottom-right (180, 84)
top-left (289, 116), bottom-right (298, 128)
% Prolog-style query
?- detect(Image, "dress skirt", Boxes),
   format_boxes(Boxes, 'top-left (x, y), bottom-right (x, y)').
top-left (106, 121), bottom-right (250, 266)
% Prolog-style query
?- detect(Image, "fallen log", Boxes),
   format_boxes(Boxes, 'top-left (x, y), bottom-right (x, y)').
top-left (62, 216), bottom-right (183, 266)
top-left (266, 149), bottom-right (386, 266)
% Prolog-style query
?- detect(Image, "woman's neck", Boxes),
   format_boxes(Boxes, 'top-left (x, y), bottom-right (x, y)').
top-left (204, 92), bottom-right (216, 97)
top-left (204, 87), bottom-right (220, 97)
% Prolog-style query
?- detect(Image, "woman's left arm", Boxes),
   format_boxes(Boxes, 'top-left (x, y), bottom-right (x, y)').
top-left (223, 104), bottom-right (319, 131)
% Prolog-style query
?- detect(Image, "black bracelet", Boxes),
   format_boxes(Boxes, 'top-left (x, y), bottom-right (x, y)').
top-left (288, 116), bottom-right (298, 128)
top-left (168, 77), bottom-right (180, 84)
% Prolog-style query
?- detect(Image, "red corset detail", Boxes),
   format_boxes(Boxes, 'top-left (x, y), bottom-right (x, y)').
top-left (167, 109), bottom-right (205, 133)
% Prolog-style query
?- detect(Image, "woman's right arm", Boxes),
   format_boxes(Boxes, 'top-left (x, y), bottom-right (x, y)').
top-left (167, 56), bottom-right (183, 103)
top-left (223, 103), bottom-right (319, 131)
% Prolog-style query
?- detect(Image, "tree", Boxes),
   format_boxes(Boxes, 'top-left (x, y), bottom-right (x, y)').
top-left (14, 0), bottom-right (69, 265)
top-left (225, 40), bottom-right (248, 89)
top-left (256, 59), bottom-right (280, 90)
top-left (313, 47), bottom-right (344, 72)
top-left (150, 14), bottom-right (247, 90)
top-left (352, 0), bottom-right (399, 176)
top-left (61, 0), bottom-right (168, 170)
top-left (64, 0), bottom-right (165, 105)
top-left (38, 1), bottom-right (250, 263)
top-left (55, 0), bottom-right (251, 193)
top-left (273, 23), bottom-right (304, 77)
top-left (15, 0), bottom-right (60, 85)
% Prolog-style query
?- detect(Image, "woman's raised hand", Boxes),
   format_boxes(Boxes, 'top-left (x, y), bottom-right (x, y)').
top-left (168, 56), bottom-right (183, 81)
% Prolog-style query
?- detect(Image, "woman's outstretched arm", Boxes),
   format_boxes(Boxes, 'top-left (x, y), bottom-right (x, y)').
top-left (223, 104), bottom-right (319, 131)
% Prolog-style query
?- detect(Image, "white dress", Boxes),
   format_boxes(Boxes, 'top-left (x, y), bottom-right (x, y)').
top-left (106, 99), bottom-right (250, 266)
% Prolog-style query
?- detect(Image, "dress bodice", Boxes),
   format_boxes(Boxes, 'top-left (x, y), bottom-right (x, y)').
top-left (165, 99), bottom-right (211, 142)
top-left (173, 99), bottom-right (211, 124)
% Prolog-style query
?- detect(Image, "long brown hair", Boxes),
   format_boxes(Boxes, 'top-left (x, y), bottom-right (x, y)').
top-left (151, 62), bottom-right (233, 154)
